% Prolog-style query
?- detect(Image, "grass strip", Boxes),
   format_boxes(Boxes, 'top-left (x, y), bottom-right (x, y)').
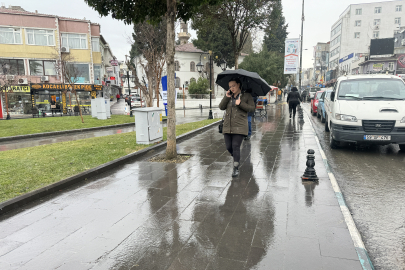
top-left (0, 115), bottom-right (135, 138)
top-left (0, 119), bottom-right (218, 203)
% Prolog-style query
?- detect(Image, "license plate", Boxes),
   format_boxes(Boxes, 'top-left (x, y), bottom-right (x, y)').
top-left (364, 135), bottom-right (391, 141)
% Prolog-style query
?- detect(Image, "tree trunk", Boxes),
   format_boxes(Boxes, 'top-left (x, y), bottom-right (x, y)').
top-left (147, 81), bottom-right (154, 107)
top-left (166, 0), bottom-right (177, 160)
top-left (235, 52), bottom-right (239, 69)
top-left (74, 91), bottom-right (84, 123)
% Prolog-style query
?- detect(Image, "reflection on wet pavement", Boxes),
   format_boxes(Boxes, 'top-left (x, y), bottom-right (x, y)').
top-left (0, 104), bottom-right (362, 270)
top-left (304, 102), bottom-right (405, 270)
top-left (0, 109), bottom-right (222, 152)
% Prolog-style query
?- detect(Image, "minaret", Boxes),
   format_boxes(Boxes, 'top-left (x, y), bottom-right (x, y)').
top-left (178, 20), bottom-right (191, 45)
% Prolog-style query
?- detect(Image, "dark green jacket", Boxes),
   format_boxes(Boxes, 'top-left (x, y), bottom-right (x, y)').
top-left (219, 92), bottom-right (255, 136)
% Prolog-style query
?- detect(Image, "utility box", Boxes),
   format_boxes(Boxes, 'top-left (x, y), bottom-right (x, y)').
top-left (133, 107), bottom-right (163, 144)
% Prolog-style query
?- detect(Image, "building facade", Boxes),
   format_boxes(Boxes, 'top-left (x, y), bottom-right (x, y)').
top-left (313, 42), bottom-right (330, 85)
top-left (0, 6), bottom-right (112, 118)
top-left (328, 0), bottom-right (404, 81)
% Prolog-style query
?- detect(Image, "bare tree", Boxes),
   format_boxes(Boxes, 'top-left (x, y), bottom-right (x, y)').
top-left (53, 51), bottom-right (85, 123)
top-left (129, 19), bottom-right (167, 107)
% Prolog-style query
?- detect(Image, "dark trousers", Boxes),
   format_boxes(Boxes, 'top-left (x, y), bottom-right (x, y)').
top-left (224, 134), bottom-right (245, 164)
top-left (289, 102), bottom-right (299, 116)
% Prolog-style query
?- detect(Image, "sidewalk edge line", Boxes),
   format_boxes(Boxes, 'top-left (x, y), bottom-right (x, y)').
top-left (0, 120), bottom-right (220, 215)
top-left (304, 110), bottom-right (375, 270)
top-left (0, 119), bottom-right (168, 143)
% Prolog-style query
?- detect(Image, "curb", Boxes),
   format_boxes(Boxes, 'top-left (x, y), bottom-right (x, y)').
top-left (303, 108), bottom-right (375, 270)
top-left (0, 119), bottom-right (167, 143)
top-left (0, 120), bottom-right (220, 215)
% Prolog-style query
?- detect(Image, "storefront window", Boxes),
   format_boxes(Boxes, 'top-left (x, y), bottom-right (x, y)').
top-left (7, 93), bottom-right (31, 114)
top-left (66, 91), bottom-right (91, 111)
top-left (29, 60), bottom-right (57, 76)
top-left (94, 65), bottom-right (101, 84)
top-left (0, 59), bottom-right (25, 75)
top-left (67, 63), bottom-right (90, 83)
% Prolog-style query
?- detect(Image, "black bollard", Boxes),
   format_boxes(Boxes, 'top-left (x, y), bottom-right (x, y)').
top-left (301, 149), bottom-right (318, 181)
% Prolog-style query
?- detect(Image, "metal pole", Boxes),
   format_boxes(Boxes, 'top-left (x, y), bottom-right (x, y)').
top-left (127, 70), bottom-right (133, 117)
top-left (208, 54), bottom-right (213, 119)
top-left (299, 0), bottom-right (304, 90)
top-left (183, 83), bottom-right (185, 109)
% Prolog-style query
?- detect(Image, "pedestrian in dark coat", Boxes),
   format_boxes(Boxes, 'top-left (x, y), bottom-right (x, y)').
top-left (219, 77), bottom-right (255, 177)
top-left (286, 86), bottom-right (302, 118)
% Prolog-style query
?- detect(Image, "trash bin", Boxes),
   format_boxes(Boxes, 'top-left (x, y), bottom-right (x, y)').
top-left (133, 107), bottom-right (163, 144)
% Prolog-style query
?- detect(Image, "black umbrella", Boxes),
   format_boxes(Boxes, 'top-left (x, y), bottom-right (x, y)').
top-left (215, 69), bottom-right (272, 97)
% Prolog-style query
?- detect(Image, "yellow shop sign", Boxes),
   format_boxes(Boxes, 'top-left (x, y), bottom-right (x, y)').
top-left (3, 86), bottom-right (31, 92)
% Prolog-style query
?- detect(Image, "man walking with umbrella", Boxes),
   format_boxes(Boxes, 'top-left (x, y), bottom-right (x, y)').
top-left (287, 86), bottom-right (302, 118)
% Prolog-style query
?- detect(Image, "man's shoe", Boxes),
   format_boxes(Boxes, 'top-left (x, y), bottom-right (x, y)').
top-left (244, 135), bottom-right (251, 140)
top-left (232, 167), bottom-right (239, 177)
top-left (289, 114), bottom-right (292, 118)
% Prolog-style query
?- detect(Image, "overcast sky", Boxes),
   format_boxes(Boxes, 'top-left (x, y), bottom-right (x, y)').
top-left (9, 0), bottom-right (393, 68)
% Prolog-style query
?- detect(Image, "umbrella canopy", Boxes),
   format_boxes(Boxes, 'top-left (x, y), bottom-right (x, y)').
top-left (270, 85), bottom-right (278, 91)
top-left (216, 69), bottom-right (272, 97)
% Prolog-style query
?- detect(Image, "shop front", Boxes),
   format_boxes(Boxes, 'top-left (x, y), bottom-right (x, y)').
top-left (30, 83), bottom-right (103, 115)
top-left (0, 86), bottom-right (32, 118)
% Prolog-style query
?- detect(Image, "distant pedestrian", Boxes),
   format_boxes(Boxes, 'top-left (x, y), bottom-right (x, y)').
top-left (219, 77), bottom-right (255, 177)
top-left (246, 96), bottom-right (257, 140)
top-left (278, 89), bottom-right (283, 101)
top-left (287, 86), bottom-right (302, 118)
top-left (116, 93), bottom-right (120, 101)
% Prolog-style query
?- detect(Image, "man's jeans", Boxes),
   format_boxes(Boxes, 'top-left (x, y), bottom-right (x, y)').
top-left (248, 115), bottom-right (252, 136)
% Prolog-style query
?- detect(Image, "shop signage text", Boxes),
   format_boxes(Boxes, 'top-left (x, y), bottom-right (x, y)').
top-left (1, 86), bottom-right (31, 92)
top-left (30, 83), bottom-right (103, 91)
top-left (339, 53), bottom-right (354, 64)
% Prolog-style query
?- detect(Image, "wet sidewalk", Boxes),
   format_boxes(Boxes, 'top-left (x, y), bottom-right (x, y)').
top-left (0, 104), bottom-right (362, 270)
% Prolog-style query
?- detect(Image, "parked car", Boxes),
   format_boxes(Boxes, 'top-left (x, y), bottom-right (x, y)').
top-left (317, 89), bottom-right (333, 123)
top-left (131, 96), bottom-right (145, 108)
top-left (308, 87), bottom-right (321, 100)
top-left (324, 74), bottom-right (405, 149)
top-left (311, 90), bottom-right (325, 116)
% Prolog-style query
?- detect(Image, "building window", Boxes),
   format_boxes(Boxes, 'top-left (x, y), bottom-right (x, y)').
top-left (0, 27), bottom-right (22, 44)
top-left (355, 20), bottom-right (361, 27)
top-left (26, 29), bottom-right (54, 46)
top-left (375, 7), bottom-right (382, 14)
top-left (374, 19), bottom-right (381, 26)
top-left (355, 8), bottom-right (362, 15)
top-left (395, 18), bottom-right (401, 25)
top-left (389, 62), bottom-right (394, 71)
top-left (66, 63), bottom-right (90, 83)
top-left (396, 5), bottom-right (402, 12)
top-left (317, 46), bottom-right (321, 50)
top-left (373, 31), bottom-right (379, 38)
top-left (316, 52), bottom-right (321, 57)
top-left (61, 33), bottom-right (87, 49)
top-left (175, 77), bottom-right (180, 88)
top-left (175, 61), bottom-right (180, 71)
top-left (190, 61), bottom-right (195, 72)
top-left (29, 60), bottom-right (57, 76)
top-left (354, 32), bottom-right (361, 38)
top-left (94, 65), bottom-right (101, 84)
top-left (91, 37), bottom-right (100, 52)
top-left (0, 59), bottom-right (25, 75)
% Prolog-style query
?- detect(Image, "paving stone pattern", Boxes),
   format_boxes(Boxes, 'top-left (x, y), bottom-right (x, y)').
top-left (0, 104), bottom-right (362, 270)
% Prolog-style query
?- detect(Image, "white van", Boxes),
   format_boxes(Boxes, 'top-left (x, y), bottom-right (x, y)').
top-left (324, 74), bottom-right (405, 149)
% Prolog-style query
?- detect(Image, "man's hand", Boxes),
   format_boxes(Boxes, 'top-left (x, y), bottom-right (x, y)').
top-left (235, 96), bottom-right (241, 105)
top-left (226, 90), bottom-right (232, 97)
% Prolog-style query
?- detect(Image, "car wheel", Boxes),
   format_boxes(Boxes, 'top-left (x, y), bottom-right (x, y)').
top-left (321, 112), bottom-right (325, 123)
top-left (329, 126), bottom-right (339, 149)
top-left (399, 144), bottom-right (405, 151)
top-left (325, 116), bottom-right (330, 132)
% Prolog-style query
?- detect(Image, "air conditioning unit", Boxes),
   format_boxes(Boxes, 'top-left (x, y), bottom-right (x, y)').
top-left (40, 76), bottom-right (49, 82)
top-left (6, 75), bottom-right (15, 81)
top-left (18, 78), bottom-right (28, 84)
top-left (401, 39), bottom-right (405, 46)
top-left (61, 46), bottom-right (70, 53)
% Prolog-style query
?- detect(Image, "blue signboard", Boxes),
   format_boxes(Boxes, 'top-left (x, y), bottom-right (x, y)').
top-left (339, 53), bottom-right (354, 64)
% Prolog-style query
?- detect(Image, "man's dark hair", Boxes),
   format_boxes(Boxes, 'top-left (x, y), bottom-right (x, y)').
top-left (229, 77), bottom-right (242, 86)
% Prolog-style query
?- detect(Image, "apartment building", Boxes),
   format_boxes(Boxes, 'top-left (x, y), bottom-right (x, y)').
top-left (313, 42), bottom-right (330, 85)
top-left (328, 0), bottom-right (404, 79)
top-left (0, 6), bottom-right (116, 118)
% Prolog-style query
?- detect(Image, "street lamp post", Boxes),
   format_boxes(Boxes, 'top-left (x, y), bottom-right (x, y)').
top-left (299, 0), bottom-right (305, 90)
top-left (197, 51), bottom-right (213, 119)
